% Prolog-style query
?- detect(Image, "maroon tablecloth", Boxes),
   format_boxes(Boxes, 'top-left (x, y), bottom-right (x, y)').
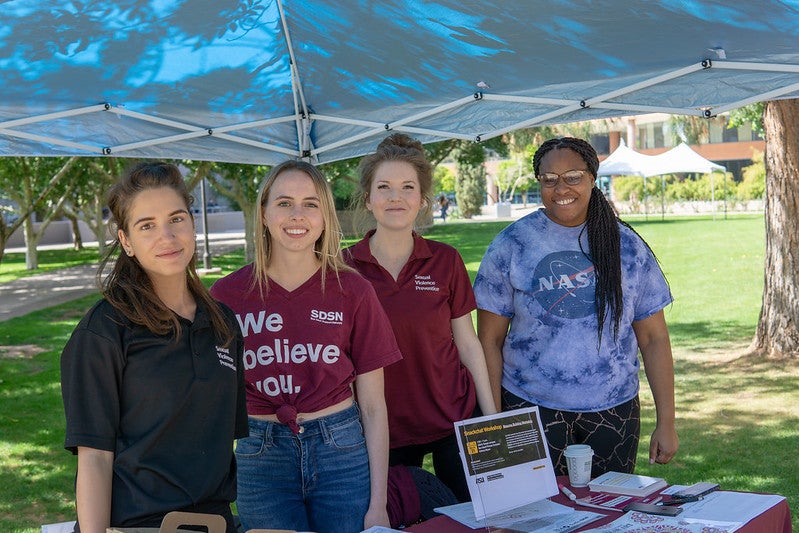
top-left (406, 476), bottom-right (793, 533)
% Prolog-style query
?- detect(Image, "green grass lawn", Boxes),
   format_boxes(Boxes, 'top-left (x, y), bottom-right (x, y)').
top-left (2, 213), bottom-right (797, 532)
top-left (0, 248), bottom-right (102, 284)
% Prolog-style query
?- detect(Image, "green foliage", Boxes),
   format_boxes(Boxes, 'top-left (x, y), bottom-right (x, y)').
top-left (668, 115), bottom-right (709, 145)
top-left (495, 160), bottom-right (533, 202)
top-left (611, 171), bottom-right (764, 205)
top-left (612, 175), bottom-right (645, 202)
top-left (454, 142), bottom-right (487, 218)
top-left (737, 150), bottom-right (766, 200)
top-left (319, 158), bottom-right (361, 211)
top-left (728, 103), bottom-right (765, 138)
top-left (330, 174), bottom-right (359, 210)
top-left (434, 165), bottom-right (456, 194)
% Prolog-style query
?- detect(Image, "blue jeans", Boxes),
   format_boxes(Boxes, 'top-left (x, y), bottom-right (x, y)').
top-left (235, 402), bottom-right (370, 533)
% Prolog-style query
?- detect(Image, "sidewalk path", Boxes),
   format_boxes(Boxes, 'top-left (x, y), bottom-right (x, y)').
top-left (0, 264), bottom-right (100, 322)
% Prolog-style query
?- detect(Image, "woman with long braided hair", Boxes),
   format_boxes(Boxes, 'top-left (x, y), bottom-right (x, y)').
top-left (474, 137), bottom-right (678, 478)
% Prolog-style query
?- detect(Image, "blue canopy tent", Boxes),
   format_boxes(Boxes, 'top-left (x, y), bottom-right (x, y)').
top-left (1, 0), bottom-right (799, 165)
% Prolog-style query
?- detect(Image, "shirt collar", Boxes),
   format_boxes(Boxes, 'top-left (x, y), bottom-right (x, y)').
top-left (349, 229), bottom-right (433, 265)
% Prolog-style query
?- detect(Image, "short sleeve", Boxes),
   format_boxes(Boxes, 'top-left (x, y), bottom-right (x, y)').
top-left (447, 248), bottom-right (477, 320)
top-left (61, 325), bottom-right (125, 454)
top-left (473, 237), bottom-right (515, 318)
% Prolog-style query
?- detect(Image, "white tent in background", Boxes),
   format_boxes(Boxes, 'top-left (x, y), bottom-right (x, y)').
top-left (651, 143), bottom-right (728, 218)
top-left (650, 143), bottom-right (726, 175)
top-left (599, 141), bottom-right (727, 219)
top-left (598, 140), bottom-right (664, 219)
top-left (598, 139), bottom-right (657, 177)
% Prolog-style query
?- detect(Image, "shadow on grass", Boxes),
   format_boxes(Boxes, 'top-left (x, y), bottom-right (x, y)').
top-left (637, 407), bottom-right (799, 500)
top-left (668, 319), bottom-right (756, 352)
top-left (0, 357), bottom-right (78, 530)
top-left (0, 297), bottom-right (98, 530)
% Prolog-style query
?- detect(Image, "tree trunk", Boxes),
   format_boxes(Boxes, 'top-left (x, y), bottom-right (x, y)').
top-left (242, 203), bottom-right (257, 264)
top-left (750, 99), bottom-right (799, 358)
top-left (23, 216), bottom-right (39, 270)
top-left (67, 213), bottom-right (83, 250)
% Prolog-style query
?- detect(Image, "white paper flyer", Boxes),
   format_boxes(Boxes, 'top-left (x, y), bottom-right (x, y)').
top-left (454, 406), bottom-right (559, 520)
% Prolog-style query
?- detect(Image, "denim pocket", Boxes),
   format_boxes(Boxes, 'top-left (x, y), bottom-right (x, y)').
top-left (325, 416), bottom-right (366, 450)
top-left (235, 424), bottom-right (269, 458)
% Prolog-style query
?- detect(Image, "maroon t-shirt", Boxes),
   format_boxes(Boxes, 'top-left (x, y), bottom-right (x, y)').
top-left (211, 265), bottom-right (402, 415)
top-left (346, 231), bottom-right (477, 448)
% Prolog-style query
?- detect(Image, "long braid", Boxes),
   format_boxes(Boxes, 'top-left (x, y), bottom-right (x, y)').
top-left (582, 187), bottom-right (622, 344)
top-left (534, 137), bottom-right (622, 344)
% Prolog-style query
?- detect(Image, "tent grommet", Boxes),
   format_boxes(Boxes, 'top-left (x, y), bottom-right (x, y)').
top-left (102, 147), bottom-right (112, 155)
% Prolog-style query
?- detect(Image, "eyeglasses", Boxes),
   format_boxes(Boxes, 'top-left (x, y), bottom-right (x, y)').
top-left (536, 169), bottom-right (590, 188)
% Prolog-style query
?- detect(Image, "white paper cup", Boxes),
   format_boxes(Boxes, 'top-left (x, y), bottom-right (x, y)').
top-left (564, 444), bottom-right (593, 487)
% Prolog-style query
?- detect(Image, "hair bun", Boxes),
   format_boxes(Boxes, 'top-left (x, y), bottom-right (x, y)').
top-left (377, 133), bottom-right (424, 153)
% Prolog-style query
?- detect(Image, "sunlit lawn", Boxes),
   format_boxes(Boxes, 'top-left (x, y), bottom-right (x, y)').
top-left (1, 213), bottom-right (796, 532)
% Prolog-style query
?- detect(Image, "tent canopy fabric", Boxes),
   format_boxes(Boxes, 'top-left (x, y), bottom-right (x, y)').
top-left (2, 1), bottom-right (799, 165)
top-left (649, 143), bottom-right (726, 176)
top-left (599, 142), bottom-right (726, 177)
top-left (597, 139), bottom-right (657, 177)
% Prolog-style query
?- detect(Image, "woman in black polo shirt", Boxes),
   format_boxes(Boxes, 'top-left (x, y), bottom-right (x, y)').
top-left (60, 162), bottom-right (247, 533)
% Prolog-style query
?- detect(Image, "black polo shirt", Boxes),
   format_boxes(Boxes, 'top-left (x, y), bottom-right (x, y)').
top-left (61, 298), bottom-right (247, 528)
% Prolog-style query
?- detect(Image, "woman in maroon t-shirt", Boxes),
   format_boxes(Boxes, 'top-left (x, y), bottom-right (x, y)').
top-left (211, 160), bottom-right (402, 533)
top-left (345, 133), bottom-right (497, 502)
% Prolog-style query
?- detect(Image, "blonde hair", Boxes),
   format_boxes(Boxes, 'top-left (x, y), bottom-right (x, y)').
top-left (252, 160), bottom-right (352, 296)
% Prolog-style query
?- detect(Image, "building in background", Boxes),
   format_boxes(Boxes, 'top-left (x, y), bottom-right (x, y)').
top-left (589, 113), bottom-right (764, 181)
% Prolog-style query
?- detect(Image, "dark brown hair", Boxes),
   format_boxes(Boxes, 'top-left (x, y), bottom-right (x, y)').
top-left (99, 161), bottom-right (234, 344)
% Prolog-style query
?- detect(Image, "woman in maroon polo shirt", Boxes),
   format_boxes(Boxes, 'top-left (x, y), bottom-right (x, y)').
top-left (345, 133), bottom-right (497, 502)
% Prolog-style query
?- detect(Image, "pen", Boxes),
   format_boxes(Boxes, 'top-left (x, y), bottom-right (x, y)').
top-left (659, 496), bottom-right (702, 506)
top-left (559, 484), bottom-right (577, 501)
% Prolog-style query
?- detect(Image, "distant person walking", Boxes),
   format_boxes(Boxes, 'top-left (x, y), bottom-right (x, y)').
top-left (438, 194), bottom-right (450, 222)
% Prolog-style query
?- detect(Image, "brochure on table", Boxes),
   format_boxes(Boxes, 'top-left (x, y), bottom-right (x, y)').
top-left (583, 488), bottom-right (787, 533)
top-left (454, 406), bottom-right (559, 520)
top-left (435, 500), bottom-right (605, 533)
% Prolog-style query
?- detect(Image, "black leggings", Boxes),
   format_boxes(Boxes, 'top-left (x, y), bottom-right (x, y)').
top-left (502, 388), bottom-right (641, 478)
top-left (389, 432), bottom-right (471, 503)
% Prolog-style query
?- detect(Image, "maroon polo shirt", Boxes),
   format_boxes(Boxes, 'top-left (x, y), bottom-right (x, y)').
top-left (346, 231), bottom-right (477, 448)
